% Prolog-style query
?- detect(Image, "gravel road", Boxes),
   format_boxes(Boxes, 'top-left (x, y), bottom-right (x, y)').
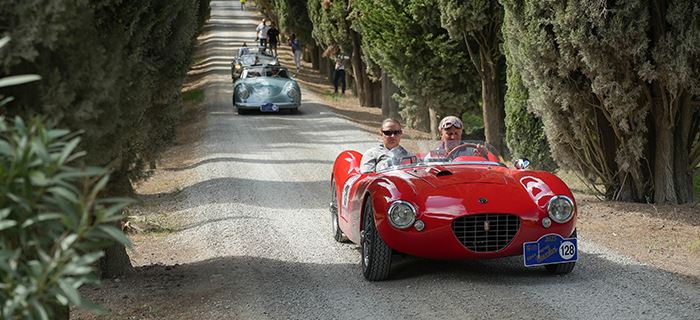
top-left (78, 2), bottom-right (700, 319)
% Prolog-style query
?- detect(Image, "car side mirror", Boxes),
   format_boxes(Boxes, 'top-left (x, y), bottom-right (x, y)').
top-left (514, 158), bottom-right (530, 170)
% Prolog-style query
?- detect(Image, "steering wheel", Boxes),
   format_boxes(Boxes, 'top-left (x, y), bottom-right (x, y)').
top-left (445, 143), bottom-right (486, 161)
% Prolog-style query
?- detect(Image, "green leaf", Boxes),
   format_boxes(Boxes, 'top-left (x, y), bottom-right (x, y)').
top-left (30, 171), bottom-right (51, 187)
top-left (48, 186), bottom-right (79, 203)
top-left (0, 208), bottom-right (10, 219)
top-left (63, 262), bottom-right (92, 276)
top-left (46, 128), bottom-right (70, 140)
top-left (58, 279), bottom-right (81, 305)
top-left (0, 75), bottom-right (41, 88)
top-left (89, 174), bottom-right (110, 199)
top-left (0, 220), bottom-right (17, 231)
top-left (58, 137), bottom-right (80, 165)
top-left (0, 140), bottom-right (12, 156)
top-left (76, 251), bottom-right (104, 265)
top-left (20, 213), bottom-right (63, 228)
top-left (30, 300), bottom-right (50, 320)
top-left (97, 225), bottom-right (132, 247)
top-left (60, 234), bottom-right (78, 251)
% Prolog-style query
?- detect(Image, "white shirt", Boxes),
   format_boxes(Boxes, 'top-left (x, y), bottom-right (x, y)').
top-left (257, 23), bottom-right (270, 39)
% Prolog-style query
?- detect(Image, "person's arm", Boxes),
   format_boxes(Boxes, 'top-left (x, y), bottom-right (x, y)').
top-left (359, 150), bottom-right (377, 174)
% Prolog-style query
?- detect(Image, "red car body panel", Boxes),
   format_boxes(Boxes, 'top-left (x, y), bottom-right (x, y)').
top-left (331, 150), bottom-right (577, 260)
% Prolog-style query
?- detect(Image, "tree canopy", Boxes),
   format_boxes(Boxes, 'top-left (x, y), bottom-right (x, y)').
top-left (351, 0), bottom-right (481, 135)
top-left (503, 0), bottom-right (699, 203)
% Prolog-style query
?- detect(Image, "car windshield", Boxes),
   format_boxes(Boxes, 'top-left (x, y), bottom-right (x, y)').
top-left (242, 66), bottom-right (289, 79)
top-left (376, 140), bottom-right (503, 172)
top-left (241, 55), bottom-right (257, 65)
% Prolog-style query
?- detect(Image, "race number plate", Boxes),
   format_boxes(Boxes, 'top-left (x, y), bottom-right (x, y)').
top-left (523, 233), bottom-right (577, 267)
top-left (260, 103), bottom-right (279, 112)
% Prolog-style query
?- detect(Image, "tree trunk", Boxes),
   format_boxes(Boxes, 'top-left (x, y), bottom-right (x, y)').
top-left (350, 30), bottom-right (368, 106)
top-left (381, 70), bottom-right (401, 120)
top-left (371, 80), bottom-right (382, 107)
top-left (429, 104), bottom-right (438, 139)
top-left (100, 165), bottom-right (135, 278)
top-left (311, 45), bottom-right (320, 70)
top-left (653, 101), bottom-right (678, 204)
top-left (481, 57), bottom-right (505, 156)
top-left (673, 93), bottom-right (695, 203)
top-left (319, 56), bottom-right (330, 80)
top-left (326, 58), bottom-right (334, 82)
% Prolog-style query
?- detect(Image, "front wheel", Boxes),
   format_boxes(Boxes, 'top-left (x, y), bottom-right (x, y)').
top-left (544, 229), bottom-right (577, 275)
top-left (330, 179), bottom-right (348, 243)
top-left (361, 197), bottom-right (392, 281)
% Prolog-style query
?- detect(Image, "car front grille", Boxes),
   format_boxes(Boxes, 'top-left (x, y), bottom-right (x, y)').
top-left (452, 214), bottom-right (520, 252)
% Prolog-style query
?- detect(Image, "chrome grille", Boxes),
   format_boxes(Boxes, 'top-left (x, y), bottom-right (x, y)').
top-left (452, 214), bottom-right (520, 252)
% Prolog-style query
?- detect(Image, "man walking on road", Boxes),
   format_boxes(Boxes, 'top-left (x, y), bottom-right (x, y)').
top-left (256, 18), bottom-right (269, 51)
top-left (240, 0), bottom-right (246, 10)
top-left (290, 33), bottom-right (302, 72)
top-left (267, 22), bottom-right (280, 56)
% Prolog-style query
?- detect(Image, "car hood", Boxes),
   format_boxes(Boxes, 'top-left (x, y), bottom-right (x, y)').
top-left (240, 78), bottom-right (292, 96)
top-left (404, 164), bottom-right (508, 187)
top-left (391, 165), bottom-right (541, 215)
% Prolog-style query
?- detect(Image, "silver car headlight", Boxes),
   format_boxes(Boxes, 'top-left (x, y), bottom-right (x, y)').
top-left (547, 195), bottom-right (574, 223)
top-left (237, 85), bottom-right (250, 99)
top-left (387, 200), bottom-right (416, 229)
top-left (284, 83), bottom-right (298, 99)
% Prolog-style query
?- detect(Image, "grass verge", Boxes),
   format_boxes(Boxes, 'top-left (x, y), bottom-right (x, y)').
top-left (182, 88), bottom-right (205, 106)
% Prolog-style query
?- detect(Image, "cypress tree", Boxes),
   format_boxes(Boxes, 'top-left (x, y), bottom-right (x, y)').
top-left (502, 0), bottom-right (699, 203)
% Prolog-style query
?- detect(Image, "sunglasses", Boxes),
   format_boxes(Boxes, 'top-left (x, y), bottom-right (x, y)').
top-left (441, 121), bottom-right (463, 129)
top-left (382, 130), bottom-right (402, 137)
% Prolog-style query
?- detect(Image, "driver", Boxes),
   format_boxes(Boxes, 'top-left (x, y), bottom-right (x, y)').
top-left (425, 116), bottom-right (464, 159)
top-left (360, 119), bottom-right (414, 173)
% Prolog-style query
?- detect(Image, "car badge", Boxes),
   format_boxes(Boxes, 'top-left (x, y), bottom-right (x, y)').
top-left (478, 197), bottom-right (488, 204)
top-left (483, 221), bottom-right (491, 232)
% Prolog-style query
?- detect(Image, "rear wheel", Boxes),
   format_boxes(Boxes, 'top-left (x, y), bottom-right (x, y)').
top-left (330, 179), bottom-right (348, 243)
top-left (544, 229), bottom-right (577, 275)
top-left (361, 197), bottom-right (392, 281)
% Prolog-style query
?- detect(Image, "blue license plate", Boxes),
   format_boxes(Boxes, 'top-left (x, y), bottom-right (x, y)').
top-left (260, 103), bottom-right (279, 112)
top-left (523, 233), bottom-right (577, 267)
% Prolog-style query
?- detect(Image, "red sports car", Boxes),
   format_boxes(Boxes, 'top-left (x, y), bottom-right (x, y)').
top-left (330, 141), bottom-right (578, 281)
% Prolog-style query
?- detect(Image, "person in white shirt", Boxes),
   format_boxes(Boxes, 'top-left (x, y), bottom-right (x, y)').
top-left (256, 18), bottom-right (270, 50)
top-left (360, 119), bottom-right (413, 173)
top-left (424, 116), bottom-right (465, 160)
top-left (237, 42), bottom-right (250, 56)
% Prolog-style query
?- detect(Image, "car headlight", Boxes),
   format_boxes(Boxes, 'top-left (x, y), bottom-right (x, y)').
top-left (284, 83), bottom-right (298, 99)
top-left (237, 85), bottom-right (250, 99)
top-left (547, 195), bottom-right (574, 223)
top-left (387, 200), bottom-right (416, 229)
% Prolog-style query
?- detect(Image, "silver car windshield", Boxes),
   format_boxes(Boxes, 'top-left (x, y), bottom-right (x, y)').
top-left (242, 66), bottom-right (290, 79)
top-left (377, 140), bottom-right (503, 172)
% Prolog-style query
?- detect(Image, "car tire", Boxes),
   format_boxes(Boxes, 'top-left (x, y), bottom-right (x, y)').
top-left (331, 179), bottom-right (348, 243)
top-left (544, 229), bottom-right (577, 275)
top-left (361, 197), bottom-right (392, 281)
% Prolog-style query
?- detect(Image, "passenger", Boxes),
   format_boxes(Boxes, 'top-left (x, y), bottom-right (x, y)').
top-left (360, 119), bottom-right (414, 173)
top-left (238, 42), bottom-right (250, 56)
top-left (425, 116), bottom-right (464, 160)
